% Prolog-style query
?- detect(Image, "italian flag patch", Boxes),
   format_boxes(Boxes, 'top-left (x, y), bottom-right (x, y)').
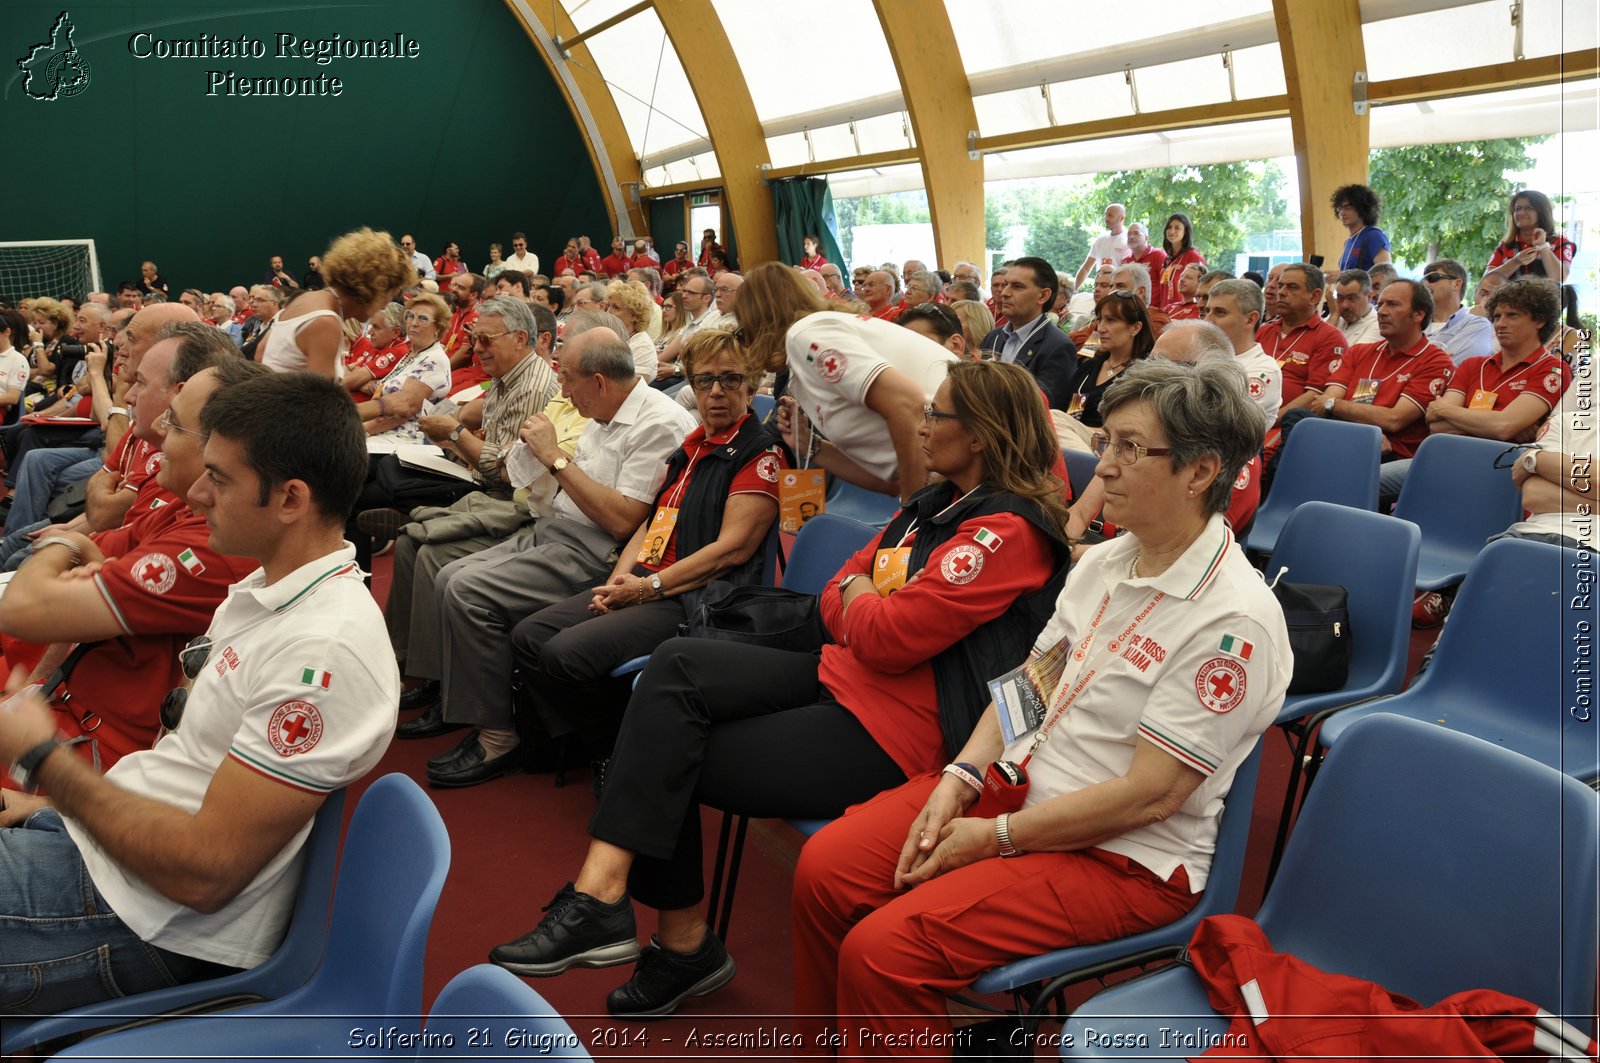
top-left (972, 527), bottom-right (1004, 552)
top-left (1218, 634), bottom-right (1254, 661)
top-left (300, 668), bottom-right (332, 689)
top-left (176, 548), bottom-right (205, 575)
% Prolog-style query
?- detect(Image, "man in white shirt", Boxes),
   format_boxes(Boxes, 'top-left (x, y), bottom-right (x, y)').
top-left (503, 232), bottom-right (540, 277)
top-left (422, 328), bottom-right (696, 787)
top-left (0, 372), bottom-right (394, 1012)
top-left (1333, 269), bottom-right (1382, 346)
top-left (1201, 279), bottom-right (1281, 425)
top-left (1074, 203), bottom-right (1131, 287)
top-left (400, 234), bottom-right (435, 280)
top-left (655, 271), bottom-right (717, 386)
top-left (1422, 259), bottom-right (1495, 364)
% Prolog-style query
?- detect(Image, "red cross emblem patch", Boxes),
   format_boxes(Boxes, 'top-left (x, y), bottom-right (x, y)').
top-left (132, 552), bottom-right (177, 595)
top-left (1195, 657), bottom-right (1247, 714)
top-left (940, 544), bottom-right (984, 585)
top-left (268, 700), bottom-right (324, 756)
top-left (817, 349), bottom-right (847, 384)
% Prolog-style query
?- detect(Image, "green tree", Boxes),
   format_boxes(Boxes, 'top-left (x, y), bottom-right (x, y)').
top-left (984, 179), bottom-right (1092, 278)
top-left (1368, 137), bottom-right (1543, 271)
top-left (1085, 162), bottom-right (1262, 266)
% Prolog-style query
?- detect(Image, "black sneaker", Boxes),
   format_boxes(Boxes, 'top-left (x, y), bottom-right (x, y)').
top-left (490, 883), bottom-right (638, 977)
top-left (605, 933), bottom-right (736, 1018)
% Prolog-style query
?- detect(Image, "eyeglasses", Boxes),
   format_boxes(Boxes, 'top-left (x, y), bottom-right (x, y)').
top-left (1090, 433), bottom-right (1172, 465)
top-left (689, 372), bottom-right (748, 392)
top-left (922, 404), bottom-right (962, 423)
top-left (160, 635), bottom-right (214, 731)
top-left (684, 287), bottom-right (711, 298)
top-left (471, 329), bottom-right (512, 346)
top-left (403, 311), bottom-right (434, 324)
top-left (157, 408), bottom-right (202, 438)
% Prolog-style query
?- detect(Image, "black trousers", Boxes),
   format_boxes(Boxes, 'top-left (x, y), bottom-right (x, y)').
top-left (588, 637), bottom-right (905, 912)
top-left (347, 453), bottom-right (478, 570)
top-left (510, 582), bottom-right (687, 741)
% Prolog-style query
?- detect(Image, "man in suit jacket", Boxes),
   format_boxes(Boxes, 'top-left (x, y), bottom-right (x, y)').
top-left (980, 256), bottom-right (1079, 410)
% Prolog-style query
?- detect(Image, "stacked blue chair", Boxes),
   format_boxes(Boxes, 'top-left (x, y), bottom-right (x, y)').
top-left (1062, 714), bottom-right (1599, 1058)
top-left (824, 477), bottom-right (902, 528)
top-left (1390, 433), bottom-right (1522, 590)
top-left (419, 964), bottom-right (591, 1060)
top-left (1062, 448), bottom-right (1099, 500)
top-left (50, 774), bottom-right (451, 1062)
top-left (1261, 501), bottom-right (1420, 878)
top-left (1316, 537), bottom-right (1597, 783)
top-left (0, 789), bottom-right (347, 1057)
top-left (959, 738), bottom-right (1266, 1031)
top-left (1245, 419), bottom-right (1380, 557)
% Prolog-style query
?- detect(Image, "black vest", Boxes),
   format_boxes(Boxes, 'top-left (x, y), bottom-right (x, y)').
top-left (879, 482), bottom-right (1072, 758)
top-left (659, 413), bottom-right (782, 612)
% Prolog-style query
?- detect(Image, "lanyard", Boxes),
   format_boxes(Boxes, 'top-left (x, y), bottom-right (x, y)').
top-left (1481, 352), bottom-right (1545, 396)
top-left (1020, 583), bottom-right (1167, 765)
top-left (1355, 340), bottom-right (1416, 390)
top-left (892, 484), bottom-right (984, 548)
top-left (1339, 227), bottom-right (1368, 271)
top-left (1265, 324), bottom-right (1309, 367)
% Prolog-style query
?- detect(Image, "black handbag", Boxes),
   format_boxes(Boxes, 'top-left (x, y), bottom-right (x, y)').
top-left (681, 581), bottom-right (827, 654)
top-left (1273, 578), bottom-right (1350, 694)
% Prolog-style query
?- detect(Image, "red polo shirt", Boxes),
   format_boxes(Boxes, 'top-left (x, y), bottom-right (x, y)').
top-left (1328, 335), bottom-right (1455, 458)
top-left (871, 303), bottom-right (902, 322)
top-left (598, 253), bottom-right (634, 278)
top-left (1258, 317), bottom-right (1348, 405)
top-left (1446, 351), bottom-right (1570, 412)
top-left (662, 257), bottom-right (693, 278)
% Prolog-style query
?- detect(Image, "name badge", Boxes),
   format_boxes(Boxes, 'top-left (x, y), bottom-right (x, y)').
top-left (1350, 377), bottom-right (1380, 404)
top-left (872, 547), bottom-right (911, 596)
top-left (1067, 392), bottom-right (1088, 418)
top-left (636, 506), bottom-right (678, 566)
top-left (988, 637), bottom-right (1073, 744)
top-left (1468, 388), bottom-right (1497, 411)
top-left (779, 469), bottom-right (827, 533)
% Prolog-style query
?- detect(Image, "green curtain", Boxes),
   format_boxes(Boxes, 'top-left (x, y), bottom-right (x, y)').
top-left (771, 178), bottom-right (845, 269)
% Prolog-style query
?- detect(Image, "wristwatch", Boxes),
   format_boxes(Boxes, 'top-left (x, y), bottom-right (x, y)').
top-left (648, 574), bottom-right (665, 598)
top-left (995, 813), bottom-right (1022, 858)
top-left (1322, 396), bottom-right (1337, 415)
top-left (12, 736), bottom-right (64, 789)
top-left (839, 573), bottom-right (869, 596)
top-left (447, 423), bottom-right (465, 444)
top-left (1520, 450), bottom-right (1539, 474)
top-left (548, 456), bottom-right (570, 475)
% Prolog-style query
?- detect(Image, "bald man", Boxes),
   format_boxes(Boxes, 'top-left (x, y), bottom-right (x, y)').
top-left (1075, 202), bottom-right (1130, 287)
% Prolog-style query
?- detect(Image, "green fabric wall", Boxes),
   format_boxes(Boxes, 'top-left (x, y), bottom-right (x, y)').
top-left (648, 197), bottom-right (686, 260)
top-left (1, 0), bottom-right (609, 296)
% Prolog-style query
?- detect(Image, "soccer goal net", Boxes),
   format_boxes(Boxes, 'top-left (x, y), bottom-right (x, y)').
top-left (0, 239), bottom-right (101, 307)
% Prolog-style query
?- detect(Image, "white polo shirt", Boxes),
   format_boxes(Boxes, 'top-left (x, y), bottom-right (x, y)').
top-left (786, 312), bottom-right (955, 482)
top-left (67, 546), bottom-right (398, 968)
top-left (1338, 308), bottom-right (1381, 347)
top-left (1510, 371), bottom-right (1598, 547)
top-left (1003, 516), bottom-right (1291, 890)
top-left (502, 251), bottom-right (540, 276)
top-left (1233, 342), bottom-right (1282, 425)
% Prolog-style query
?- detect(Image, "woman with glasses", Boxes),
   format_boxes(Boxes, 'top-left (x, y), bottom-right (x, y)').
top-left (793, 358), bottom-right (1290, 1053)
top-left (1486, 189), bottom-right (1574, 284)
top-left (258, 227), bottom-right (416, 379)
top-left (342, 302), bottom-right (410, 398)
top-left (1061, 290), bottom-right (1156, 439)
top-left (353, 292), bottom-right (451, 443)
top-left (487, 359), bottom-right (1070, 1020)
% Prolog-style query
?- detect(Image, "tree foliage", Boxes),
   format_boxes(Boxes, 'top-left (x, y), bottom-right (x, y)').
top-left (1368, 138), bottom-right (1543, 271)
top-left (1083, 162), bottom-right (1266, 266)
top-left (984, 181), bottom-right (1090, 277)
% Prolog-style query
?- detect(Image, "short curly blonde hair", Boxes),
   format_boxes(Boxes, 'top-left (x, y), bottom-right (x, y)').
top-left (30, 297), bottom-right (72, 335)
top-left (681, 328), bottom-right (761, 383)
top-left (321, 228), bottom-right (418, 307)
top-left (604, 280), bottom-right (653, 336)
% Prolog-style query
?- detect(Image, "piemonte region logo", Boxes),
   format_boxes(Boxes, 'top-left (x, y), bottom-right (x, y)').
top-left (17, 11), bottom-right (93, 101)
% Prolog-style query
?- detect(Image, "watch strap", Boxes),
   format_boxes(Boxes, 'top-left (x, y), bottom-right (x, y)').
top-left (995, 812), bottom-right (1021, 858)
top-left (13, 736), bottom-right (65, 788)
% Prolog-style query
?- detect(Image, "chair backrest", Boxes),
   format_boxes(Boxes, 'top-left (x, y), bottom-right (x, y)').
top-left (1260, 713), bottom-right (1599, 1021)
top-left (1267, 418), bottom-right (1382, 512)
top-left (751, 393), bottom-right (776, 422)
top-left (1062, 448), bottom-right (1098, 500)
top-left (1191, 734), bottom-right (1265, 915)
top-left (1391, 432), bottom-right (1522, 554)
top-left (1265, 501), bottom-right (1420, 705)
top-left (824, 478), bottom-right (902, 528)
top-left (422, 965), bottom-right (590, 1060)
top-left (784, 513), bottom-right (879, 595)
top-left (313, 774), bottom-right (451, 1016)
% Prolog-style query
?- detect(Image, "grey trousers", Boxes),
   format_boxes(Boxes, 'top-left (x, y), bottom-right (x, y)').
top-left (388, 532), bottom-right (507, 680)
top-left (438, 517), bottom-right (620, 730)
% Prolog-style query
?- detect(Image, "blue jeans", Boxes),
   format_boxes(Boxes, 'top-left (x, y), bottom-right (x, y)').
top-left (0, 518), bottom-right (48, 572)
top-left (4, 447), bottom-right (97, 536)
top-left (0, 810), bottom-right (191, 1014)
top-left (1377, 457), bottom-right (1411, 503)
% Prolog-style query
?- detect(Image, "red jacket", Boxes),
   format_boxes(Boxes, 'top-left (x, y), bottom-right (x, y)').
top-left (1188, 916), bottom-right (1597, 1062)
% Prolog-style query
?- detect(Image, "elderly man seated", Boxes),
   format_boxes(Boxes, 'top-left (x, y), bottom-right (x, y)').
top-left (397, 325), bottom-right (697, 787)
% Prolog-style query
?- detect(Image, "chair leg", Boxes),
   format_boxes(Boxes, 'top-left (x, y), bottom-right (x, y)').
top-left (714, 816), bottom-right (750, 944)
top-left (1265, 721), bottom-right (1312, 887)
top-left (704, 812), bottom-right (750, 945)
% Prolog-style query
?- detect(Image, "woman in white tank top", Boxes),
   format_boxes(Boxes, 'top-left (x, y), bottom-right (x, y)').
top-left (258, 228), bottom-right (418, 379)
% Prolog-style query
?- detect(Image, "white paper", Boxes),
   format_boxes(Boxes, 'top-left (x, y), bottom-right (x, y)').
top-left (366, 438), bottom-right (444, 456)
top-left (395, 446), bottom-right (476, 483)
top-left (505, 443), bottom-right (546, 490)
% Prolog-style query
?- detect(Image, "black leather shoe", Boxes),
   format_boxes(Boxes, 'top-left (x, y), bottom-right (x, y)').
top-left (397, 679), bottom-right (440, 712)
top-left (491, 883), bottom-right (638, 977)
top-left (395, 704), bottom-right (465, 740)
top-left (426, 736), bottom-right (521, 788)
top-left (605, 933), bottom-right (735, 1018)
top-left (426, 730), bottom-right (482, 772)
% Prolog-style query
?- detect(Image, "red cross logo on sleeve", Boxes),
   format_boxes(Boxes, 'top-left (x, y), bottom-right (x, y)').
top-left (1208, 671), bottom-right (1235, 700)
top-left (268, 700), bottom-right (324, 756)
top-left (817, 349), bottom-right (847, 383)
top-left (281, 712), bottom-right (311, 744)
top-left (138, 559), bottom-right (165, 584)
top-left (1195, 657), bottom-right (1247, 713)
top-left (950, 554), bottom-right (973, 576)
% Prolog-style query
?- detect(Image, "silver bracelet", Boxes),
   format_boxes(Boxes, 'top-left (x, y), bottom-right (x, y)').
top-left (34, 536), bottom-right (82, 567)
top-left (995, 813), bottom-right (1022, 858)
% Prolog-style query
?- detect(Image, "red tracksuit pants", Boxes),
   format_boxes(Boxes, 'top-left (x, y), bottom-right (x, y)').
top-left (791, 771), bottom-right (1198, 1060)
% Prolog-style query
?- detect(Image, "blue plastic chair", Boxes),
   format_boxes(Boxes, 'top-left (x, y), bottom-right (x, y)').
top-left (1245, 419), bottom-right (1380, 557)
top-left (751, 393), bottom-right (776, 422)
top-left (963, 738), bottom-right (1266, 1024)
top-left (824, 477), bottom-right (902, 528)
top-left (51, 774), bottom-right (452, 1061)
top-left (1063, 715), bottom-right (1600, 1057)
top-left (1316, 537), bottom-right (1598, 782)
top-left (1390, 433), bottom-right (1522, 590)
top-left (1260, 502), bottom-right (1420, 878)
top-left (1062, 448), bottom-right (1099, 500)
top-left (419, 964), bottom-right (591, 1060)
top-left (0, 789), bottom-right (347, 1056)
